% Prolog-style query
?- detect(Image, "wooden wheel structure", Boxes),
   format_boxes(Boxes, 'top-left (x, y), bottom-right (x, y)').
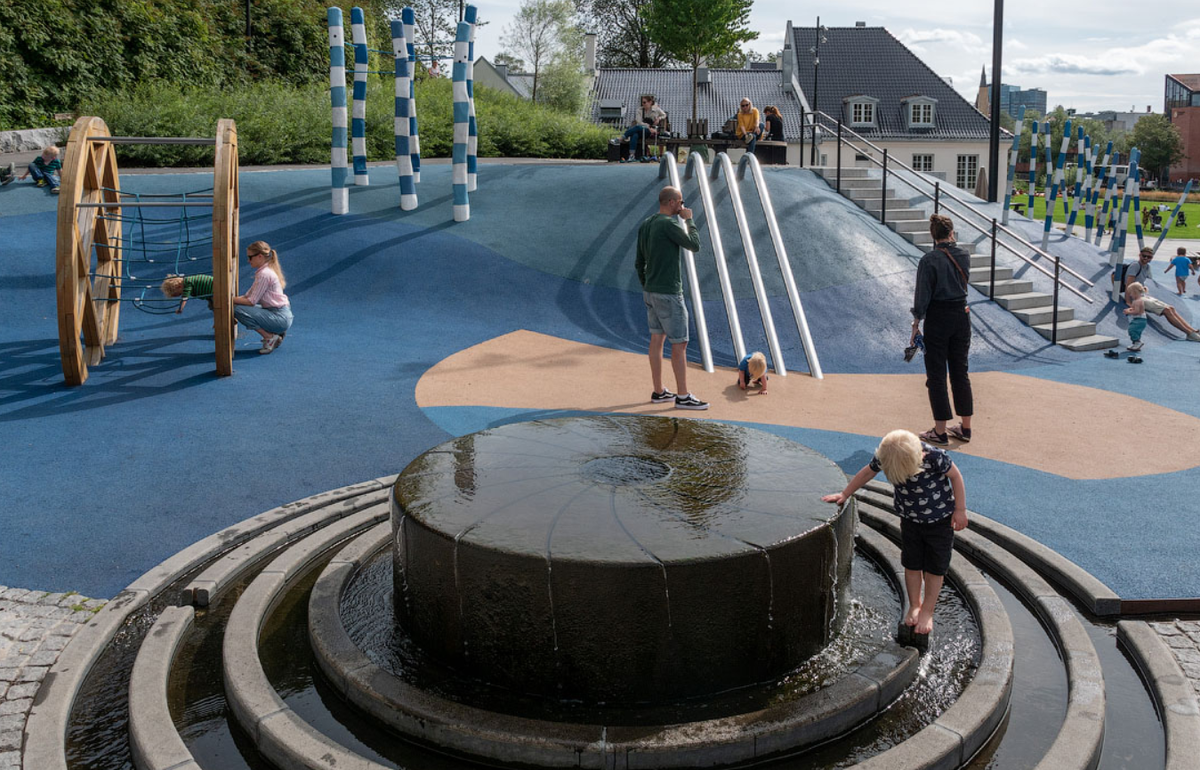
top-left (56, 117), bottom-right (240, 385)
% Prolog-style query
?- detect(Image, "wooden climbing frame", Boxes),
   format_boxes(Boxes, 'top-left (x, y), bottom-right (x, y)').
top-left (55, 117), bottom-right (240, 385)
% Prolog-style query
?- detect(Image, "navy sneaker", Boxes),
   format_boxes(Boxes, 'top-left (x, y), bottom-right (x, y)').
top-left (674, 393), bottom-right (709, 410)
top-left (651, 389), bottom-right (676, 404)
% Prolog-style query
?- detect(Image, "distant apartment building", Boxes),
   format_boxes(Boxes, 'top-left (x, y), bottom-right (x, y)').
top-left (1068, 107), bottom-right (1153, 134)
top-left (974, 70), bottom-right (1046, 119)
top-left (1165, 74), bottom-right (1200, 183)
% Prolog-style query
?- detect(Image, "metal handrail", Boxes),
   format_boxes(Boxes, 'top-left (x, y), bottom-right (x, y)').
top-left (657, 153), bottom-right (714, 373)
top-left (710, 153), bottom-right (788, 375)
top-left (682, 152), bottom-right (747, 363)
top-left (810, 110), bottom-right (1096, 295)
top-left (735, 153), bottom-right (823, 379)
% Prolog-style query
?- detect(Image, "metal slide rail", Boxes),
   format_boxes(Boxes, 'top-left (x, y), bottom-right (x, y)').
top-left (810, 111), bottom-right (1094, 304)
top-left (658, 153), bottom-right (714, 373)
top-left (679, 152), bottom-right (747, 363)
top-left (735, 153), bottom-right (824, 379)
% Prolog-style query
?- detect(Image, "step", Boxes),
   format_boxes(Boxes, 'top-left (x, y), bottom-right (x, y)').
top-left (872, 208), bottom-right (924, 221)
top-left (969, 255), bottom-right (995, 268)
top-left (1032, 319), bottom-right (1097, 340)
top-left (847, 188), bottom-right (900, 201)
top-left (906, 232), bottom-right (934, 246)
top-left (815, 166), bottom-right (871, 180)
top-left (1057, 334), bottom-right (1120, 351)
top-left (839, 178), bottom-right (887, 190)
top-left (968, 266), bottom-right (1015, 283)
top-left (891, 219), bottom-right (929, 234)
top-left (1011, 305), bottom-right (1075, 325)
top-left (971, 278), bottom-right (1034, 297)
top-left (994, 291), bottom-right (1054, 310)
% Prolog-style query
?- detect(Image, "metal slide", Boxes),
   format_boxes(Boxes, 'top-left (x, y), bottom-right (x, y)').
top-left (658, 153), bottom-right (714, 373)
top-left (658, 152), bottom-right (823, 379)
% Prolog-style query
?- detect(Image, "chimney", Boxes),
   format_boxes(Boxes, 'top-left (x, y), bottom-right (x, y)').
top-left (1146, 105), bottom-right (1151, 113)
top-left (696, 66), bottom-right (711, 85)
top-left (782, 20), bottom-right (795, 92)
top-left (496, 64), bottom-right (508, 81)
top-left (584, 32), bottom-right (597, 73)
top-left (855, 21), bottom-right (866, 27)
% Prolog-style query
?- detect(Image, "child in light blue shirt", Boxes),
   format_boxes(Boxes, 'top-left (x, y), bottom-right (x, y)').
top-left (1166, 247), bottom-right (1194, 296)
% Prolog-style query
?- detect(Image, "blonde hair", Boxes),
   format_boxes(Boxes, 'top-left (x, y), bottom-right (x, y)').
top-left (247, 240), bottom-right (286, 289)
top-left (160, 276), bottom-right (184, 297)
top-left (1126, 281), bottom-right (1146, 299)
top-left (42, 146), bottom-right (60, 157)
top-left (747, 351), bottom-right (767, 381)
top-left (875, 430), bottom-right (924, 485)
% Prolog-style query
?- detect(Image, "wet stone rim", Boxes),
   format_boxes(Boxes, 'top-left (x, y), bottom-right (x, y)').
top-left (308, 520), bottom-right (921, 769)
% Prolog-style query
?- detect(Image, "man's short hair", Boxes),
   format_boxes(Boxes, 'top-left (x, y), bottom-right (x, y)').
top-left (659, 186), bottom-right (681, 206)
top-left (641, 94), bottom-right (656, 105)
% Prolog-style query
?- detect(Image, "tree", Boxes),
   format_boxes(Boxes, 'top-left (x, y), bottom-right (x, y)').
top-left (641, 0), bottom-right (757, 126)
top-left (385, 0), bottom-right (488, 66)
top-left (502, 0), bottom-right (576, 103)
top-left (493, 52), bottom-right (526, 72)
top-left (1129, 113), bottom-right (1186, 183)
top-left (574, 0), bottom-right (674, 68)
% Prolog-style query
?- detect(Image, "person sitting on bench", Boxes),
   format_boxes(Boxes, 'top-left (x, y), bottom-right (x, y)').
top-left (763, 105), bottom-right (784, 141)
top-left (623, 94), bottom-right (666, 162)
top-left (736, 98), bottom-right (763, 155)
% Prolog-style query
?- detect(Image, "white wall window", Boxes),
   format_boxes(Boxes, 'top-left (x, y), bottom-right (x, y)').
top-left (851, 102), bottom-right (874, 125)
top-left (910, 103), bottom-right (934, 126)
top-left (956, 155), bottom-right (979, 190)
top-left (912, 154), bottom-right (934, 173)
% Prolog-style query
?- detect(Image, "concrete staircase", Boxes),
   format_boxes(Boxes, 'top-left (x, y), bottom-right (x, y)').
top-left (814, 168), bottom-right (1117, 351)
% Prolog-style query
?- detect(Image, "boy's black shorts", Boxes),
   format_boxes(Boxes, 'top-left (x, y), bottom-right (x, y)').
top-left (900, 517), bottom-right (954, 576)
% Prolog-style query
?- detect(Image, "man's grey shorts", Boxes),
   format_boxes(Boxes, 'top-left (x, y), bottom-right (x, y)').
top-left (644, 291), bottom-right (689, 343)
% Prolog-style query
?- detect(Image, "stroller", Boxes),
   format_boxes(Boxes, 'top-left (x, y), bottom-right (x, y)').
top-left (1178, 210), bottom-right (1189, 228)
top-left (1148, 210), bottom-right (1164, 232)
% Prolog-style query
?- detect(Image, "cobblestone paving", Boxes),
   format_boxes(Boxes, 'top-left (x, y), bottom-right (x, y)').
top-left (0, 586), bottom-right (104, 770)
top-left (1151, 620), bottom-right (1200, 696)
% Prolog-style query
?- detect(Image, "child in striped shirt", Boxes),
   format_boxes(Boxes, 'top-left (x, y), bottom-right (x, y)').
top-left (161, 274), bottom-right (215, 313)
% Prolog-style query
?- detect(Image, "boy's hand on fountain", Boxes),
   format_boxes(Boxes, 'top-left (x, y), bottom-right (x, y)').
top-left (822, 492), bottom-right (847, 505)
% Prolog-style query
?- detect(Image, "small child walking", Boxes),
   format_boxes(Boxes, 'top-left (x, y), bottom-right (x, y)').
top-left (161, 274), bottom-right (216, 313)
top-left (823, 430), bottom-right (967, 639)
top-left (19, 146), bottom-right (62, 193)
top-left (1124, 281), bottom-right (1148, 352)
top-left (1166, 247), bottom-right (1194, 296)
top-left (737, 351), bottom-right (769, 395)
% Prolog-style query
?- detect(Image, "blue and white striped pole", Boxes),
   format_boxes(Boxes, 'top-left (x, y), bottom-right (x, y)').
top-left (465, 4), bottom-right (478, 193)
top-left (1065, 128), bottom-right (1087, 236)
top-left (1086, 141), bottom-right (1110, 240)
top-left (350, 7), bottom-right (369, 186)
top-left (1026, 120), bottom-right (1038, 212)
top-left (328, 8), bottom-right (349, 215)
top-left (1001, 105), bottom-right (1025, 225)
top-left (452, 20), bottom-right (471, 221)
top-left (1042, 119), bottom-right (1071, 249)
top-left (1110, 148), bottom-right (1139, 266)
top-left (1131, 155), bottom-right (1144, 251)
top-left (402, 7), bottom-right (420, 183)
top-left (1096, 150), bottom-right (1118, 246)
top-left (392, 21), bottom-right (417, 210)
top-left (1152, 179), bottom-right (1194, 254)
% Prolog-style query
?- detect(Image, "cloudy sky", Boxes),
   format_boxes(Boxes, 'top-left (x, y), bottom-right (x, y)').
top-left (471, 0), bottom-right (1199, 113)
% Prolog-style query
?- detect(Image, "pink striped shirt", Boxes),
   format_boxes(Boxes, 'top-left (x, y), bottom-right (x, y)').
top-left (246, 265), bottom-right (289, 308)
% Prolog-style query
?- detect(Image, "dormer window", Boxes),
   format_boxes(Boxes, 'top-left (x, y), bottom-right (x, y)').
top-left (844, 96), bottom-right (879, 127)
top-left (902, 96), bottom-right (938, 129)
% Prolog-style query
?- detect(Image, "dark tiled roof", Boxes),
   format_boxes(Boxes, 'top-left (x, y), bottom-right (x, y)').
top-left (507, 73), bottom-right (534, 99)
top-left (792, 26), bottom-right (995, 141)
top-left (589, 69), bottom-right (805, 140)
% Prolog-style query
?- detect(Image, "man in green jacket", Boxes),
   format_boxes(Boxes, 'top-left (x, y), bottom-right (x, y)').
top-left (636, 186), bottom-right (707, 410)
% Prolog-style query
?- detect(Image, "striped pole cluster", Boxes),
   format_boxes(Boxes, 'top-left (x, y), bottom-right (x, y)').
top-left (1109, 148), bottom-right (1139, 267)
top-left (1085, 141), bottom-right (1111, 240)
top-left (1026, 120), bottom-right (1039, 212)
top-left (1041, 119), bottom-right (1071, 249)
top-left (465, 4), bottom-right (479, 192)
top-left (328, 8), bottom-right (349, 215)
top-left (1065, 128), bottom-right (1087, 236)
top-left (392, 21), bottom-right (418, 210)
top-left (1131, 156), bottom-right (1144, 250)
top-left (1095, 150), bottom-right (1119, 245)
top-left (1152, 179), bottom-right (1195, 254)
top-left (350, 7), bottom-right (369, 186)
top-left (402, 7), bottom-right (420, 183)
top-left (451, 20), bottom-right (471, 221)
top-left (1001, 106), bottom-right (1025, 225)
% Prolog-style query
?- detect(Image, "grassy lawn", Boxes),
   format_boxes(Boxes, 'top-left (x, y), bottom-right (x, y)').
top-left (1007, 194), bottom-right (1200, 240)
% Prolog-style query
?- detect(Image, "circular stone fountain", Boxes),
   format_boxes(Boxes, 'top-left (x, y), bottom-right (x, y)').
top-left (392, 415), bottom-right (856, 704)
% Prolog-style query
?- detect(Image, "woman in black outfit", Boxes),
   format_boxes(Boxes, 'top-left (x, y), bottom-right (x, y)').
top-left (911, 214), bottom-right (973, 446)
top-left (763, 105), bottom-right (784, 141)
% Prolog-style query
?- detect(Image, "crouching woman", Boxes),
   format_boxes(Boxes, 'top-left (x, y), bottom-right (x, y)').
top-left (234, 241), bottom-right (293, 354)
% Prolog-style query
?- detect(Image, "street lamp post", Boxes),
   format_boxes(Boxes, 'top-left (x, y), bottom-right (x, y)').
top-left (809, 19), bottom-right (826, 166)
top-left (987, 0), bottom-right (1004, 201)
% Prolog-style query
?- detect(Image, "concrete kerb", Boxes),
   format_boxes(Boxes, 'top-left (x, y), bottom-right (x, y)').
top-left (223, 509), bottom-right (391, 770)
top-left (1117, 621), bottom-right (1200, 770)
top-left (21, 476), bottom-right (392, 770)
top-left (128, 606), bottom-right (199, 770)
top-left (862, 482), bottom-right (1121, 616)
top-left (306, 519), bottom-right (920, 769)
top-left (856, 504), bottom-right (1014, 770)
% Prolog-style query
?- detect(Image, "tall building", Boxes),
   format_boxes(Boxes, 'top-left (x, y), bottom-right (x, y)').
top-left (1165, 74), bottom-right (1200, 183)
top-left (975, 71), bottom-right (1047, 119)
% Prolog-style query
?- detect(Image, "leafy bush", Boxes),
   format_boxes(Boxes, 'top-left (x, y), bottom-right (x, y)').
top-left (77, 78), bottom-right (615, 165)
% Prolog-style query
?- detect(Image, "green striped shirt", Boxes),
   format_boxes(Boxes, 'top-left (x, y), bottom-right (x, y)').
top-left (181, 274), bottom-right (214, 300)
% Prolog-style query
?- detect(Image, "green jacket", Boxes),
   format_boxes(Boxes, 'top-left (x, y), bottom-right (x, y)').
top-left (635, 214), bottom-right (701, 295)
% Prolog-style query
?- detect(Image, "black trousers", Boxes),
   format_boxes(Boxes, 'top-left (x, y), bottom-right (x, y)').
top-left (922, 302), bottom-right (973, 422)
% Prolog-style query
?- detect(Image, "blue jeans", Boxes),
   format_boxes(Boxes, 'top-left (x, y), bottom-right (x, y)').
top-left (28, 164), bottom-right (60, 188)
top-left (623, 125), bottom-right (652, 159)
top-left (743, 126), bottom-right (762, 155)
top-left (235, 304), bottom-right (293, 335)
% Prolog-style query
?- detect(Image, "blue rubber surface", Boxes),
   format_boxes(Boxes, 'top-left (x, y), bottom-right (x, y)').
top-left (1, 162), bottom-right (1196, 599)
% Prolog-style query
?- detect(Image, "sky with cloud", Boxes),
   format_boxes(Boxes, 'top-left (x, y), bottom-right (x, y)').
top-left (471, 0), bottom-right (1199, 114)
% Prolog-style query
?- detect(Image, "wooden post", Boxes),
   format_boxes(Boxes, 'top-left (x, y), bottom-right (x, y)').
top-left (213, 119), bottom-right (239, 377)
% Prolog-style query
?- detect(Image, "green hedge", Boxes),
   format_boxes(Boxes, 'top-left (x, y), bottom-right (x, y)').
top-left (76, 78), bottom-right (615, 165)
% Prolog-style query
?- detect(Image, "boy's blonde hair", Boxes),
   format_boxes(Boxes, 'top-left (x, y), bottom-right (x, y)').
top-left (1126, 281), bottom-right (1146, 299)
top-left (247, 240), bottom-right (286, 288)
top-left (160, 276), bottom-right (184, 297)
top-left (747, 351), bottom-right (767, 381)
top-left (875, 430), bottom-right (924, 485)
top-left (42, 146), bottom-right (59, 157)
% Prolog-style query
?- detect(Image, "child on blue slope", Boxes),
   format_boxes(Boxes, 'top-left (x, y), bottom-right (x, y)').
top-left (737, 351), bottom-right (769, 395)
top-left (1124, 282), bottom-right (1148, 352)
top-left (19, 146), bottom-right (62, 193)
top-left (1166, 247), bottom-right (1194, 296)
top-left (823, 429), bottom-right (967, 637)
